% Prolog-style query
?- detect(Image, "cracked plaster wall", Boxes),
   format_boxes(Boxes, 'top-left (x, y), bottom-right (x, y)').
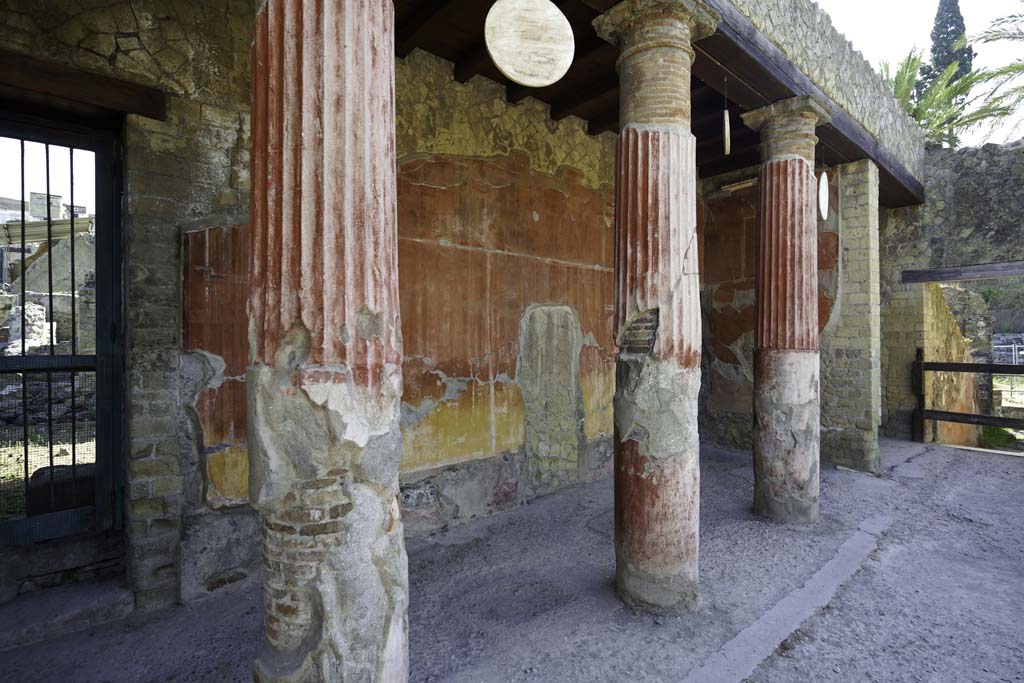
top-left (698, 169), bottom-right (839, 452)
top-left (396, 152), bottom-right (616, 531)
top-left (180, 224), bottom-right (258, 603)
top-left (395, 52), bottom-right (617, 531)
top-left (0, 0), bottom-right (253, 609)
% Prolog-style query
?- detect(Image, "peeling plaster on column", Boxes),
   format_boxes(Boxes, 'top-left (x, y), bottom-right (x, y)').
top-left (595, 0), bottom-right (719, 614)
top-left (614, 359), bottom-right (700, 464)
top-left (743, 96), bottom-right (830, 524)
top-left (301, 363), bottom-right (403, 449)
top-left (753, 350), bottom-right (821, 523)
top-left (248, 0), bottom-right (408, 679)
top-left (247, 326), bottom-right (408, 682)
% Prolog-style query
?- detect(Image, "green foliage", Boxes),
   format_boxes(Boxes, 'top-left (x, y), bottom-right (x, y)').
top-left (978, 426), bottom-right (1023, 452)
top-left (921, 0), bottom-right (974, 88)
top-left (881, 50), bottom-right (1011, 146)
top-left (976, 3), bottom-right (1024, 140)
top-left (881, 2), bottom-right (1024, 147)
top-left (977, 284), bottom-right (1024, 311)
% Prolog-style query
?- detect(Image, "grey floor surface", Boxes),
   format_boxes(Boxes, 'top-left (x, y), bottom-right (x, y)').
top-left (0, 439), bottom-right (1021, 682)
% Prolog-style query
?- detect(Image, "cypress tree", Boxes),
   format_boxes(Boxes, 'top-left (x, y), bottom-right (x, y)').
top-left (924, 0), bottom-right (975, 84)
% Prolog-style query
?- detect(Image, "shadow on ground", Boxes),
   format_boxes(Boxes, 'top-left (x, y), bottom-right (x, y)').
top-left (1, 440), bottom-right (1021, 683)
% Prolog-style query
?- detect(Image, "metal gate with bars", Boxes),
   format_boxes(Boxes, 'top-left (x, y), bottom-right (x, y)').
top-left (0, 116), bottom-right (123, 546)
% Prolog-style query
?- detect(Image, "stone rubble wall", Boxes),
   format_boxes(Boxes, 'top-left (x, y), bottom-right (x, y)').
top-left (881, 141), bottom-right (1024, 438)
top-left (727, 0), bottom-right (926, 180)
top-left (0, 0), bottom-right (254, 609)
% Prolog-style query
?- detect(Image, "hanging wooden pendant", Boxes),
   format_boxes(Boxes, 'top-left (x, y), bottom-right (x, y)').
top-left (485, 0), bottom-right (575, 88)
top-left (723, 109), bottom-right (732, 156)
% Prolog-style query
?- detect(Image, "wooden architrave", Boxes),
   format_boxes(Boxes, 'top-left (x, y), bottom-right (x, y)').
top-left (0, 49), bottom-right (167, 121)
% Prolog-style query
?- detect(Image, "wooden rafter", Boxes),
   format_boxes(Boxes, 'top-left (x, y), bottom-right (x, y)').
top-left (902, 260), bottom-right (1024, 284)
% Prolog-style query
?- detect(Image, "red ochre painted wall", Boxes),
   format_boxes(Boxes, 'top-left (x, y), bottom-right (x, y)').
top-left (181, 156), bottom-right (616, 480)
top-left (398, 153), bottom-right (616, 472)
top-left (700, 174), bottom-right (840, 445)
top-left (182, 225), bottom-right (250, 505)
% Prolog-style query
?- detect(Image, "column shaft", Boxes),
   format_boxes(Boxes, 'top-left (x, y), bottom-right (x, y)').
top-left (249, 1), bottom-right (408, 681)
top-left (596, 0), bottom-right (718, 614)
top-left (743, 97), bottom-right (830, 524)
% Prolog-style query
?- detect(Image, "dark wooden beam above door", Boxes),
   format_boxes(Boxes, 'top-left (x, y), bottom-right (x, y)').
top-left (0, 49), bottom-right (167, 121)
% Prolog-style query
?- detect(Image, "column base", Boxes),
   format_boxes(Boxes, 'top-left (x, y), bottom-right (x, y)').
top-left (614, 357), bottom-right (700, 613)
top-left (615, 545), bottom-right (699, 614)
top-left (753, 349), bottom-right (821, 524)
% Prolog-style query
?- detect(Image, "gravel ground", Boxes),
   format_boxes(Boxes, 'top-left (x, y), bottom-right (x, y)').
top-left (0, 439), bottom-right (1020, 682)
top-left (749, 440), bottom-right (1024, 683)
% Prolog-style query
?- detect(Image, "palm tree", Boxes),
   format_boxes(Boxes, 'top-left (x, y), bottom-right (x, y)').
top-left (881, 50), bottom-right (1011, 147)
top-left (976, 3), bottom-right (1024, 139)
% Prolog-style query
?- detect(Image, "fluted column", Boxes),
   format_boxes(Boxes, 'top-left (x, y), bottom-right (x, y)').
top-left (742, 96), bottom-right (831, 524)
top-left (248, 1), bottom-right (407, 681)
top-left (594, 0), bottom-right (719, 614)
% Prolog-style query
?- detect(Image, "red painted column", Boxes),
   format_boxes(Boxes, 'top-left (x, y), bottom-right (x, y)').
top-left (249, 1), bottom-right (407, 680)
top-left (742, 97), bottom-right (831, 524)
top-left (595, 0), bottom-right (719, 613)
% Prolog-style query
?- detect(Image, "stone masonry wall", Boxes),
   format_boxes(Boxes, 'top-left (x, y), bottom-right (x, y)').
top-left (727, 0), bottom-right (925, 180)
top-left (819, 161), bottom-right (882, 472)
top-left (881, 142), bottom-right (1024, 438)
top-left (923, 283), bottom-right (979, 446)
top-left (0, 0), bottom-right (253, 609)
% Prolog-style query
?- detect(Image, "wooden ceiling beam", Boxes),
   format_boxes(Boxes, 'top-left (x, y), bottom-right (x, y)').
top-left (0, 49), bottom-right (166, 120)
top-left (587, 111), bottom-right (618, 135)
top-left (577, 0), bottom-right (618, 11)
top-left (453, 43), bottom-right (492, 84)
top-left (550, 75), bottom-right (618, 120)
top-left (396, 0), bottom-right (452, 58)
top-left (697, 147), bottom-right (762, 178)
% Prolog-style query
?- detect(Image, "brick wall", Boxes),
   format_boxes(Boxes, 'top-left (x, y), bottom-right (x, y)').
top-left (698, 160), bottom-right (884, 471)
top-left (820, 161), bottom-right (882, 472)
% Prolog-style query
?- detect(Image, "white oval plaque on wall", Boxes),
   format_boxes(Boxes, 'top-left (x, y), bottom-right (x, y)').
top-left (485, 0), bottom-right (575, 88)
top-left (818, 171), bottom-right (830, 221)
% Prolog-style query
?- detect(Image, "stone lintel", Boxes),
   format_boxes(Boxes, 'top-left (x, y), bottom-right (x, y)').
top-left (593, 0), bottom-right (721, 48)
top-left (741, 95), bottom-right (831, 133)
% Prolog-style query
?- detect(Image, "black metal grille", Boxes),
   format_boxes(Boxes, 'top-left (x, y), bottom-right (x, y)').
top-left (0, 120), bottom-right (120, 545)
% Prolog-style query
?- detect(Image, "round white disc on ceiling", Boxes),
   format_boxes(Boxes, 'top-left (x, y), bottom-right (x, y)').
top-left (484, 0), bottom-right (575, 89)
top-left (818, 171), bottom-right (830, 221)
